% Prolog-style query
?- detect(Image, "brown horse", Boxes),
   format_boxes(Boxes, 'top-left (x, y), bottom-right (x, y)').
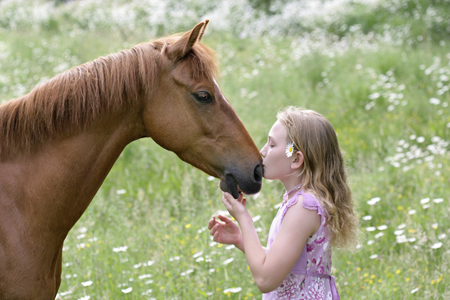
top-left (0, 20), bottom-right (262, 299)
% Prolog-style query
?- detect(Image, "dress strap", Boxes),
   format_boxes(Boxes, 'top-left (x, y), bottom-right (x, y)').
top-left (280, 190), bottom-right (302, 223)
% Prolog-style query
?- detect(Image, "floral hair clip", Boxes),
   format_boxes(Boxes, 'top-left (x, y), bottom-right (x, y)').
top-left (285, 142), bottom-right (295, 157)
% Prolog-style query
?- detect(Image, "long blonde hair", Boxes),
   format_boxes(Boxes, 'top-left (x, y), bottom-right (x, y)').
top-left (277, 107), bottom-right (359, 249)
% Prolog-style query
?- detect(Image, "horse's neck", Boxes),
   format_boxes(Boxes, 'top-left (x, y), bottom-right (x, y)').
top-left (2, 107), bottom-right (145, 243)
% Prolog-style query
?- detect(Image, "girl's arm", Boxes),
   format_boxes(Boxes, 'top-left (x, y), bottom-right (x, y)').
top-left (222, 192), bottom-right (320, 293)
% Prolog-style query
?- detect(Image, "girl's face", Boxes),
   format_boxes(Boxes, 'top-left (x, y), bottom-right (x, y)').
top-left (260, 120), bottom-right (298, 181)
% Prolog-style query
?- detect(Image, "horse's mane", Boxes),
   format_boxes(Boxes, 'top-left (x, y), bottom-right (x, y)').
top-left (0, 35), bottom-right (218, 158)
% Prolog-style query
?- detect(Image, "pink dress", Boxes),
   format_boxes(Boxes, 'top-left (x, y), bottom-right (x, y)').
top-left (262, 190), bottom-right (340, 300)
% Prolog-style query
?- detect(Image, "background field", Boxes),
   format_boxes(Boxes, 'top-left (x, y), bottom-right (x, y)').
top-left (1, 0), bottom-right (449, 299)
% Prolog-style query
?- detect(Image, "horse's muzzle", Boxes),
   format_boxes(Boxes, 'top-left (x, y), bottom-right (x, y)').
top-left (219, 163), bottom-right (263, 199)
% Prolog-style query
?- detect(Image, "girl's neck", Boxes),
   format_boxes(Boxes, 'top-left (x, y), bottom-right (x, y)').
top-left (283, 182), bottom-right (303, 202)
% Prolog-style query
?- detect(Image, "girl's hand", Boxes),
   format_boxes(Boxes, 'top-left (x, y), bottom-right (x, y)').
top-left (221, 192), bottom-right (248, 221)
top-left (208, 215), bottom-right (243, 250)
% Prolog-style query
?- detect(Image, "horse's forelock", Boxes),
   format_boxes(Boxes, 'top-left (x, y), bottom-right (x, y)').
top-left (188, 43), bottom-right (219, 82)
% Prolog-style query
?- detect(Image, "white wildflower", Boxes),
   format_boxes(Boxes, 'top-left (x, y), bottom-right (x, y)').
top-left (81, 281), bottom-right (93, 287)
top-left (222, 258), bottom-right (234, 265)
top-left (431, 242), bottom-right (442, 249)
top-left (223, 287), bottom-right (242, 293)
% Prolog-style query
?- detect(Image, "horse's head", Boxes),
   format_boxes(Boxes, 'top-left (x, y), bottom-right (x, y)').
top-left (142, 20), bottom-right (262, 198)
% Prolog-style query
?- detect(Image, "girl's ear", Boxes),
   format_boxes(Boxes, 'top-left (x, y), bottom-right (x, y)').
top-left (291, 151), bottom-right (304, 170)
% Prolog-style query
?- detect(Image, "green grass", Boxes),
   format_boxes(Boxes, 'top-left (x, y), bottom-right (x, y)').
top-left (1, 3), bottom-right (450, 299)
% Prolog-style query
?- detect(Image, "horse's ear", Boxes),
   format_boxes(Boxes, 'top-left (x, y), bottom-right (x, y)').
top-left (198, 19), bottom-right (209, 41)
top-left (165, 20), bottom-right (208, 62)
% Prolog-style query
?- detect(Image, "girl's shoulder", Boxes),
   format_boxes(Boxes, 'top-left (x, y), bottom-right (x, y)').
top-left (295, 190), bottom-right (326, 219)
top-left (284, 190), bottom-right (320, 208)
top-left (282, 191), bottom-right (323, 237)
top-left (285, 189), bottom-right (322, 208)
top-left (282, 190), bottom-right (324, 218)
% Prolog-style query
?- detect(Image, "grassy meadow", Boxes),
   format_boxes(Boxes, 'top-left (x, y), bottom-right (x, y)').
top-left (1, 0), bottom-right (449, 299)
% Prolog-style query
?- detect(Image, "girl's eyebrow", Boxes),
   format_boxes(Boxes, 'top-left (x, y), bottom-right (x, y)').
top-left (268, 135), bottom-right (276, 142)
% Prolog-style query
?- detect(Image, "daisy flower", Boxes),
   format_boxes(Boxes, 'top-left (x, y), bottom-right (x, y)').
top-left (285, 142), bottom-right (295, 157)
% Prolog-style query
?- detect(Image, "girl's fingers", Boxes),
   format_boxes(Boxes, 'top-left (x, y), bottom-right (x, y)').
top-left (222, 192), bottom-right (247, 214)
top-left (222, 194), bottom-right (233, 209)
top-left (213, 231), bottom-right (220, 242)
top-left (217, 214), bottom-right (233, 224)
top-left (224, 192), bottom-right (246, 204)
top-left (209, 223), bottom-right (218, 235)
top-left (207, 216), bottom-right (216, 230)
top-left (223, 192), bottom-right (236, 202)
top-left (225, 192), bottom-right (239, 205)
top-left (222, 192), bottom-right (230, 203)
top-left (237, 192), bottom-right (244, 202)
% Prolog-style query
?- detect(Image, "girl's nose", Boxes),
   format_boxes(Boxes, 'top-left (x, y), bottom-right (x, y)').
top-left (260, 145), bottom-right (266, 158)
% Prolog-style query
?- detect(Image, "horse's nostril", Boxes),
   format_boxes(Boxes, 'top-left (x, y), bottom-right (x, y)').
top-left (254, 164), bottom-right (263, 183)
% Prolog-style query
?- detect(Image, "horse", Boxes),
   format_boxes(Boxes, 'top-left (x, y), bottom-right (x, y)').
top-left (0, 20), bottom-right (263, 299)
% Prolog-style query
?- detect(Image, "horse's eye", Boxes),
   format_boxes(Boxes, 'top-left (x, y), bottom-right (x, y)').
top-left (192, 91), bottom-right (213, 104)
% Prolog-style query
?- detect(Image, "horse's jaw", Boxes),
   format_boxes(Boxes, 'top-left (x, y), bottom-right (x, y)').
top-left (219, 174), bottom-right (240, 199)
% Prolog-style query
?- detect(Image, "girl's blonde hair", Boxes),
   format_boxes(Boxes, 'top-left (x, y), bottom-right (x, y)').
top-left (277, 107), bottom-right (359, 249)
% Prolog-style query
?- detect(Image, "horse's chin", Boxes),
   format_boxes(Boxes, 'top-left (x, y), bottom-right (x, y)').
top-left (219, 175), bottom-right (240, 199)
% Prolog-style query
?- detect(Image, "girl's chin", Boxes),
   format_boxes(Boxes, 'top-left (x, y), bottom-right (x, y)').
top-left (262, 174), bottom-right (273, 180)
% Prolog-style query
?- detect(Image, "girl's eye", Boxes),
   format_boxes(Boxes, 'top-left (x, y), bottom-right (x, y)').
top-left (192, 91), bottom-right (213, 104)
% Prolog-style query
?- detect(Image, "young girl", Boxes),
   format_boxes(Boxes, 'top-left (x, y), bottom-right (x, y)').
top-left (208, 107), bottom-right (359, 299)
